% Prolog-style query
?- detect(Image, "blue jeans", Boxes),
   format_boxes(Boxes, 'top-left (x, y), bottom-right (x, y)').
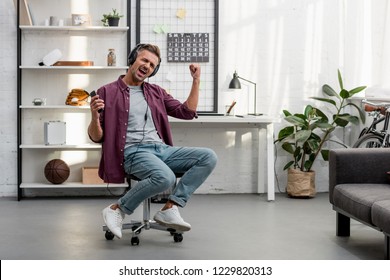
top-left (118, 143), bottom-right (217, 215)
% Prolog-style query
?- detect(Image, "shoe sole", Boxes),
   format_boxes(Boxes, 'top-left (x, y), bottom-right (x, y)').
top-left (102, 210), bottom-right (122, 239)
top-left (153, 217), bottom-right (191, 232)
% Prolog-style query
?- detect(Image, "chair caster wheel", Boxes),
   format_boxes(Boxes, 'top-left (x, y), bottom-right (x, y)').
top-left (105, 231), bottom-right (115, 240)
top-left (173, 233), bottom-right (183, 242)
top-left (131, 236), bottom-right (140, 246)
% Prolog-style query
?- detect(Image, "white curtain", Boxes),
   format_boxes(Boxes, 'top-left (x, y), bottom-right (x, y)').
top-left (379, 1), bottom-right (390, 87)
top-left (358, 0), bottom-right (390, 96)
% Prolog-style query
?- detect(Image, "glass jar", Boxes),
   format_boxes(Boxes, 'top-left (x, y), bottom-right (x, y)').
top-left (107, 48), bottom-right (116, 66)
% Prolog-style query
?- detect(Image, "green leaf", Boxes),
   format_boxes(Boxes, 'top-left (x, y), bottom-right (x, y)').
top-left (304, 105), bottom-right (314, 117)
top-left (283, 161), bottom-right (294, 170)
top-left (349, 86), bottom-right (367, 94)
top-left (312, 107), bottom-right (329, 123)
top-left (340, 89), bottom-right (350, 99)
top-left (281, 142), bottom-right (295, 154)
top-left (282, 110), bottom-right (292, 117)
top-left (306, 138), bottom-right (319, 152)
top-left (313, 122), bottom-right (334, 130)
top-left (345, 102), bottom-right (366, 123)
top-left (285, 115), bottom-right (307, 127)
top-left (321, 149), bottom-right (329, 161)
top-left (322, 84), bottom-right (338, 97)
top-left (304, 159), bottom-right (314, 171)
top-left (311, 97), bottom-right (337, 107)
top-left (309, 132), bottom-right (322, 142)
top-left (333, 114), bottom-right (349, 127)
top-left (295, 130), bottom-right (312, 143)
top-left (334, 113), bottom-right (359, 126)
top-left (277, 126), bottom-right (294, 140)
top-left (322, 84), bottom-right (338, 96)
top-left (293, 146), bottom-right (301, 158)
top-left (334, 118), bottom-right (348, 127)
top-left (338, 69), bottom-right (344, 90)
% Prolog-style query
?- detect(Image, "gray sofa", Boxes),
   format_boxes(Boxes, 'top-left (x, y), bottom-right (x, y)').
top-left (329, 148), bottom-right (390, 259)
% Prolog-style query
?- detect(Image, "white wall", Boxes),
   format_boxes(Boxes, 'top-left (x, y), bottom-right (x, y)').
top-left (0, 0), bottom-right (18, 196)
top-left (1, 0), bottom-right (388, 197)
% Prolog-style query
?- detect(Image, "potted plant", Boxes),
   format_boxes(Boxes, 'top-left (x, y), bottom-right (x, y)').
top-left (275, 70), bottom-right (366, 197)
top-left (101, 8), bottom-right (123, 27)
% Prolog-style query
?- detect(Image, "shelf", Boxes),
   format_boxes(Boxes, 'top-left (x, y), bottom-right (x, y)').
top-left (20, 25), bottom-right (129, 32)
top-left (20, 182), bottom-right (127, 189)
top-left (20, 105), bottom-right (90, 109)
top-left (20, 66), bottom-right (128, 70)
top-left (20, 144), bottom-right (101, 149)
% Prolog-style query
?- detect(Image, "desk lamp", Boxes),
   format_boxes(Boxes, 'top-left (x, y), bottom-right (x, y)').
top-left (229, 71), bottom-right (261, 116)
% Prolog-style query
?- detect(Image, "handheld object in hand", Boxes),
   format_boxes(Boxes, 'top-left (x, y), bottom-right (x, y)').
top-left (90, 91), bottom-right (103, 113)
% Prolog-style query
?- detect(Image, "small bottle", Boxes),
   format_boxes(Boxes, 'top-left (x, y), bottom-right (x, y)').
top-left (107, 48), bottom-right (116, 66)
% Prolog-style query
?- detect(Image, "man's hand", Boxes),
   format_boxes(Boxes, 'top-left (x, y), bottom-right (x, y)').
top-left (189, 64), bottom-right (201, 80)
top-left (90, 94), bottom-right (105, 119)
top-left (88, 93), bottom-right (104, 142)
top-left (186, 64), bottom-right (201, 111)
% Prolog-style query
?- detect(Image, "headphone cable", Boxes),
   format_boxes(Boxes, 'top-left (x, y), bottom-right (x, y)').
top-left (105, 90), bottom-right (149, 196)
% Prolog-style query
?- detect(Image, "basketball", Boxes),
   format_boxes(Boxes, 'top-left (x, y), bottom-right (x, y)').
top-left (44, 159), bottom-right (70, 184)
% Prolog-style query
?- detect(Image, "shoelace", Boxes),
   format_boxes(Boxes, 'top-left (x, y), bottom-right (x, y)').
top-left (112, 209), bottom-right (124, 226)
top-left (170, 207), bottom-right (184, 222)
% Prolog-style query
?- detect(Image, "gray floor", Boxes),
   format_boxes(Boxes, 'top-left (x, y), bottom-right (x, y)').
top-left (0, 193), bottom-right (385, 260)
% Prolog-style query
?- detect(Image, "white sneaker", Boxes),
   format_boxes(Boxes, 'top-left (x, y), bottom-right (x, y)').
top-left (102, 204), bottom-right (125, 239)
top-left (153, 205), bottom-right (191, 231)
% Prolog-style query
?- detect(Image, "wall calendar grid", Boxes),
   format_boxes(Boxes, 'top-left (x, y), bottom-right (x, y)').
top-left (167, 33), bottom-right (209, 63)
top-left (136, 0), bottom-right (218, 113)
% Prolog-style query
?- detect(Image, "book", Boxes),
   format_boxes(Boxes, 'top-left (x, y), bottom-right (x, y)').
top-left (17, 0), bottom-right (33, 26)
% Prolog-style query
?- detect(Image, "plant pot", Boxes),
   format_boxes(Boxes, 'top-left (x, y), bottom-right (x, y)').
top-left (287, 169), bottom-right (316, 198)
top-left (108, 18), bottom-right (120, 26)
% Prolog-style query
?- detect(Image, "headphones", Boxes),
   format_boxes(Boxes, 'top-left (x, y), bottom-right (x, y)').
top-left (128, 44), bottom-right (161, 78)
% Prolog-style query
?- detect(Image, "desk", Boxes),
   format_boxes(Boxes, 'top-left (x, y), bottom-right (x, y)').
top-left (169, 115), bottom-right (280, 201)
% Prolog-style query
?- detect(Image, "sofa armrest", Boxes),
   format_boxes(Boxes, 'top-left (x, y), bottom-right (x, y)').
top-left (329, 148), bottom-right (390, 203)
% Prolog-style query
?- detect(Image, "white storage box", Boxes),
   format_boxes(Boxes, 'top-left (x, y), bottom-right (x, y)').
top-left (44, 121), bottom-right (66, 145)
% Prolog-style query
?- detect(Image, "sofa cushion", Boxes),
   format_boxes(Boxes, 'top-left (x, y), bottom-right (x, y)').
top-left (333, 184), bottom-right (390, 225)
top-left (372, 200), bottom-right (390, 234)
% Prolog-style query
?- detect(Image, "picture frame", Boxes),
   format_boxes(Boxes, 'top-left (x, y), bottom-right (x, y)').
top-left (71, 14), bottom-right (91, 26)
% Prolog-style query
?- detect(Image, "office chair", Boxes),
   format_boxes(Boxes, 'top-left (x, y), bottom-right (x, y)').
top-left (103, 173), bottom-right (184, 245)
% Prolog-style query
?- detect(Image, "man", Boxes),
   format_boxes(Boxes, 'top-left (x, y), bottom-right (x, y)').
top-left (88, 44), bottom-right (217, 239)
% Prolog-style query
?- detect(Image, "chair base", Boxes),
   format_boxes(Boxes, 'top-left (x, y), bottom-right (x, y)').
top-left (102, 198), bottom-right (184, 245)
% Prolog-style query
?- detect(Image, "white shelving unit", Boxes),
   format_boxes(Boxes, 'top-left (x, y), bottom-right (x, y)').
top-left (20, 26), bottom-right (129, 32)
top-left (17, 0), bottom-right (131, 199)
